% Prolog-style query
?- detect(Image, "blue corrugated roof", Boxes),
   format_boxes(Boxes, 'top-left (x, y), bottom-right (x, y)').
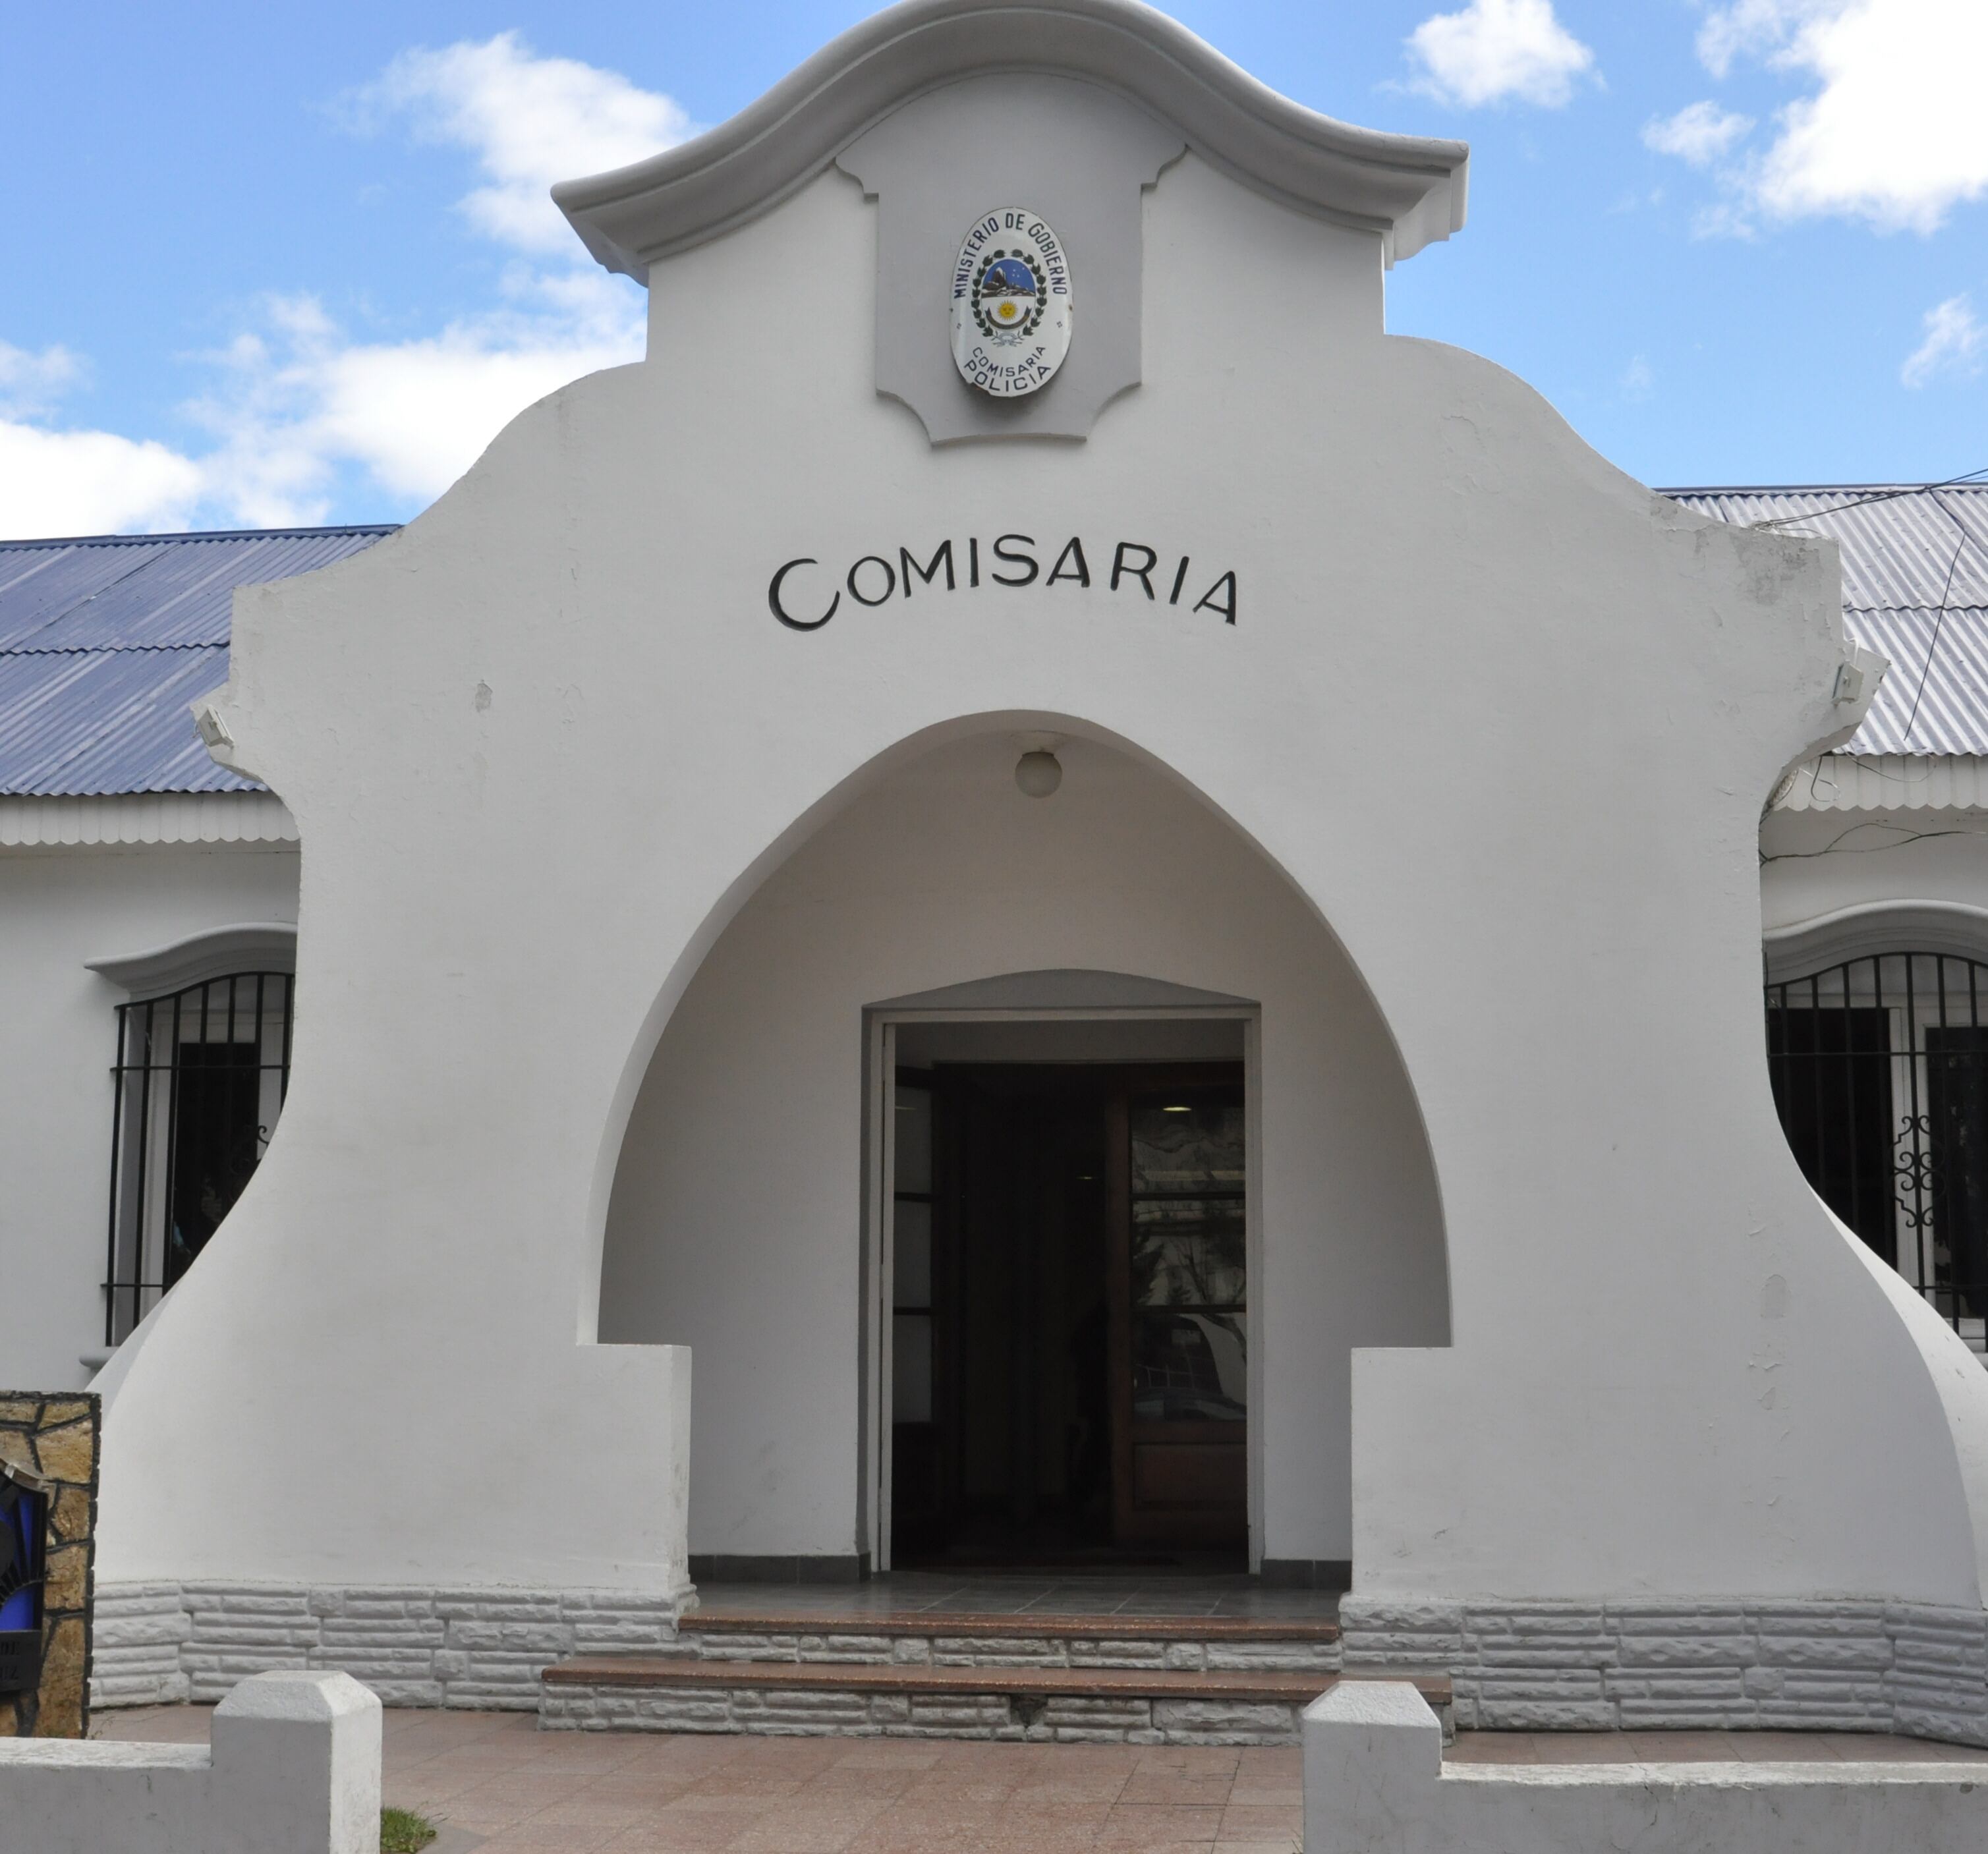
top-left (0, 527), bottom-right (394, 795)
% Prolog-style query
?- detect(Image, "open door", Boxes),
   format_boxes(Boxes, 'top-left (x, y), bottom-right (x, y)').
top-left (883, 1052), bottom-right (1248, 1564)
top-left (1107, 1071), bottom-right (1247, 1547)
top-left (889, 1066), bottom-right (940, 1559)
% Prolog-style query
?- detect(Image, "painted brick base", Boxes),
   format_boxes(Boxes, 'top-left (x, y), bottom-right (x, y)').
top-left (539, 1680), bottom-right (1313, 1744)
top-left (683, 1626), bottom-right (1341, 1674)
top-left (90, 1580), bottom-right (693, 1711)
top-left (1339, 1596), bottom-right (1988, 1747)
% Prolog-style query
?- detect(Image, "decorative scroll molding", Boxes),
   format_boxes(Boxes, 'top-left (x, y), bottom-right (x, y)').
top-left (0, 793), bottom-right (298, 848)
top-left (1763, 900), bottom-right (1988, 984)
top-left (86, 922), bottom-right (297, 1001)
top-left (1773, 755), bottom-right (1988, 814)
top-left (553, 0), bottom-right (1469, 275)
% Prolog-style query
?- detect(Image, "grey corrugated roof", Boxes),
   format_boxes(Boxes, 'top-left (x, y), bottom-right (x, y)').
top-left (0, 527), bottom-right (394, 795)
top-left (1665, 484), bottom-right (1988, 754)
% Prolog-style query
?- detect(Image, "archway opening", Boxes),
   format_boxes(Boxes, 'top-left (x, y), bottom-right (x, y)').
top-left (599, 727), bottom-right (1447, 1579)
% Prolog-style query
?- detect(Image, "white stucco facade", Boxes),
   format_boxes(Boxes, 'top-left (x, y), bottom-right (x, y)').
top-left (1, 0), bottom-right (1985, 1739)
top-left (0, 822), bottom-right (298, 1390)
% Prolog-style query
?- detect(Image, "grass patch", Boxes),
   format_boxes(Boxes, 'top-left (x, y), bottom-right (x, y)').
top-left (381, 1806), bottom-right (438, 1852)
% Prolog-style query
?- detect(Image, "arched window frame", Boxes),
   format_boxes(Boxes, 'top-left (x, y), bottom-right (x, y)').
top-left (90, 926), bottom-right (297, 1347)
top-left (1765, 944), bottom-right (1988, 1355)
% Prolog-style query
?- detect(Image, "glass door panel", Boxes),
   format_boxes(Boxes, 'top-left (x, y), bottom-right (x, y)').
top-left (1109, 1074), bottom-right (1247, 1550)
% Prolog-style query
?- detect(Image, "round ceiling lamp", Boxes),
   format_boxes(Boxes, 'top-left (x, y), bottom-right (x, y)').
top-left (1015, 750), bottom-right (1062, 798)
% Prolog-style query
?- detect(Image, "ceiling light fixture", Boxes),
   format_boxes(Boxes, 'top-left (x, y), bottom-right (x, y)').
top-left (1015, 749), bottom-right (1062, 797)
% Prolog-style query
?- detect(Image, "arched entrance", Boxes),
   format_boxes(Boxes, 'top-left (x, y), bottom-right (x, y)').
top-left (598, 726), bottom-right (1448, 1579)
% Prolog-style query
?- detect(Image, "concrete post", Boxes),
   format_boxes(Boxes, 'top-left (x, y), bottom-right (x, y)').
top-left (210, 1669), bottom-right (382, 1854)
top-left (1302, 1680), bottom-right (1443, 1854)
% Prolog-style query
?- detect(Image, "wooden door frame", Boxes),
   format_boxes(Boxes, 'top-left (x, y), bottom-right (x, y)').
top-left (861, 1005), bottom-right (1262, 1573)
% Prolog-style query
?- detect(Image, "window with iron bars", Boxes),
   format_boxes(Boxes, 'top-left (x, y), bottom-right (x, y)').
top-left (103, 972), bottom-right (294, 1347)
top-left (1765, 952), bottom-right (1988, 1360)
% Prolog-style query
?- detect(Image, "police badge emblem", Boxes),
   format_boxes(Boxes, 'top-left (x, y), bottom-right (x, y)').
top-left (950, 209), bottom-right (1073, 398)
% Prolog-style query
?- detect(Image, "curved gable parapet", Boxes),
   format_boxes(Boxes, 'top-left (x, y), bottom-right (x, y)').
top-left (552, 0), bottom-right (1470, 275)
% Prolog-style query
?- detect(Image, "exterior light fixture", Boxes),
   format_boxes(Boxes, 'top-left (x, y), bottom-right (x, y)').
top-left (1161, 1104), bottom-right (1191, 1113)
top-left (1015, 750), bottom-right (1062, 798)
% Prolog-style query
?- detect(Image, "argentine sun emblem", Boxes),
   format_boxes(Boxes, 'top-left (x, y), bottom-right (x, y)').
top-left (950, 208), bottom-right (1073, 399)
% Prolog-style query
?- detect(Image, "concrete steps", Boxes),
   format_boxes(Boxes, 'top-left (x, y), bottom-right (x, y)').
top-left (540, 1610), bottom-right (1452, 1745)
top-left (677, 1608), bottom-right (1344, 1671)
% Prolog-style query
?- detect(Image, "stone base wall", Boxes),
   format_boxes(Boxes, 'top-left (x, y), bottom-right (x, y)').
top-left (685, 1627), bottom-right (1342, 1674)
top-left (541, 1681), bottom-right (1312, 1745)
top-left (1340, 1596), bottom-right (1988, 1747)
top-left (91, 1581), bottom-right (693, 1711)
top-left (0, 1391), bottom-right (99, 1739)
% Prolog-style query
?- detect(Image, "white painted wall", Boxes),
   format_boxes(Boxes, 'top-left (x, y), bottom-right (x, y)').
top-left (1303, 1682), bottom-right (1988, 1854)
top-left (1763, 805), bottom-right (1988, 935)
top-left (599, 731), bottom-right (1448, 1563)
top-left (84, 62), bottom-right (1988, 1611)
top-left (0, 843), bottom-right (298, 1391)
top-left (0, 1670), bottom-right (379, 1854)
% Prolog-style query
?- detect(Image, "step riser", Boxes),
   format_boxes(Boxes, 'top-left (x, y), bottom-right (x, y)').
top-left (542, 1681), bottom-right (1361, 1745)
top-left (685, 1631), bottom-right (1341, 1673)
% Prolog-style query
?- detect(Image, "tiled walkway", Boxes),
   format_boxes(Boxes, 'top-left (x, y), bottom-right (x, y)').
top-left (98, 1705), bottom-right (1307, 1851)
top-left (691, 1571), bottom-right (1342, 1623)
top-left (96, 1703), bottom-right (1988, 1851)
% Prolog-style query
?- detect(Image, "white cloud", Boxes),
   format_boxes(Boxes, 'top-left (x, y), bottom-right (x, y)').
top-left (1404, 0), bottom-right (1597, 108)
top-left (1621, 354), bottom-right (1656, 399)
top-left (0, 420), bottom-right (204, 538)
top-left (1, 34), bottom-right (681, 538)
top-left (0, 339), bottom-right (205, 538)
top-left (1695, 0), bottom-right (1829, 80)
top-left (1642, 101), bottom-right (1753, 167)
top-left (1695, 0), bottom-right (1988, 232)
top-left (0, 341), bottom-right (84, 418)
top-left (353, 30), bottom-right (695, 254)
top-left (188, 273), bottom-right (644, 526)
top-left (1902, 295), bottom-right (1986, 387)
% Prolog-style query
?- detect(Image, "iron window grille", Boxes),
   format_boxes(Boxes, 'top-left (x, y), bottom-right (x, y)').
top-left (103, 971), bottom-right (294, 1346)
top-left (1765, 953), bottom-right (1988, 1359)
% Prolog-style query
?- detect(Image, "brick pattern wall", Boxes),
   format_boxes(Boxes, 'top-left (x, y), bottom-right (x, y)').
top-left (540, 1681), bottom-right (1308, 1744)
top-left (91, 1581), bottom-right (691, 1710)
top-left (0, 1392), bottom-right (99, 1738)
top-left (1340, 1596), bottom-right (1988, 1745)
top-left (683, 1628), bottom-right (1342, 1673)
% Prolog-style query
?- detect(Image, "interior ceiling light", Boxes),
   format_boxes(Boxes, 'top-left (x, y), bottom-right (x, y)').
top-left (1015, 749), bottom-right (1062, 798)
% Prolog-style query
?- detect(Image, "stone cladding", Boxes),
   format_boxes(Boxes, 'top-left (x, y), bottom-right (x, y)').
top-left (677, 1621), bottom-right (1342, 1675)
top-left (1339, 1596), bottom-right (1988, 1746)
top-left (0, 1392), bottom-right (99, 1738)
top-left (90, 1581), bottom-right (691, 1710)
top-left (538, 1620), bottom-right (1400, 1747)
top-left (540, 1677), bottom-right (1312, 1744)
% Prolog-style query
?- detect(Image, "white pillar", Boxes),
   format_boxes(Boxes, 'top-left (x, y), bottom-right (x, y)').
top-left (209, 1670), bottom-right (383, 1854)
top-left (1302, 1680), bottom-right (1442, 1854)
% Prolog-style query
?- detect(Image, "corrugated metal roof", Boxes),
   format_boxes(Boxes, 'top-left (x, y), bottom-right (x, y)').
top-left (0, 527), bottom-right (394, 796)
top-left (1664, 484), bottom-right (1988, 756)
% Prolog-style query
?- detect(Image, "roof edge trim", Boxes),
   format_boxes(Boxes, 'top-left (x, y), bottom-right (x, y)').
top-left (552, 0), bottom-right (1469, 274)
top-left (0, 524), bottom-right (400, 551)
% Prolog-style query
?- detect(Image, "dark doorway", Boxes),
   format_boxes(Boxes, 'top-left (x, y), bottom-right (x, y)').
top-left (890, 1061), bottom-right (1247, 1568)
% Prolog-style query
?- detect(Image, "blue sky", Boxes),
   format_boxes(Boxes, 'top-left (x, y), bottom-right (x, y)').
top-left (1, 0), bottom-right (1983, 536)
